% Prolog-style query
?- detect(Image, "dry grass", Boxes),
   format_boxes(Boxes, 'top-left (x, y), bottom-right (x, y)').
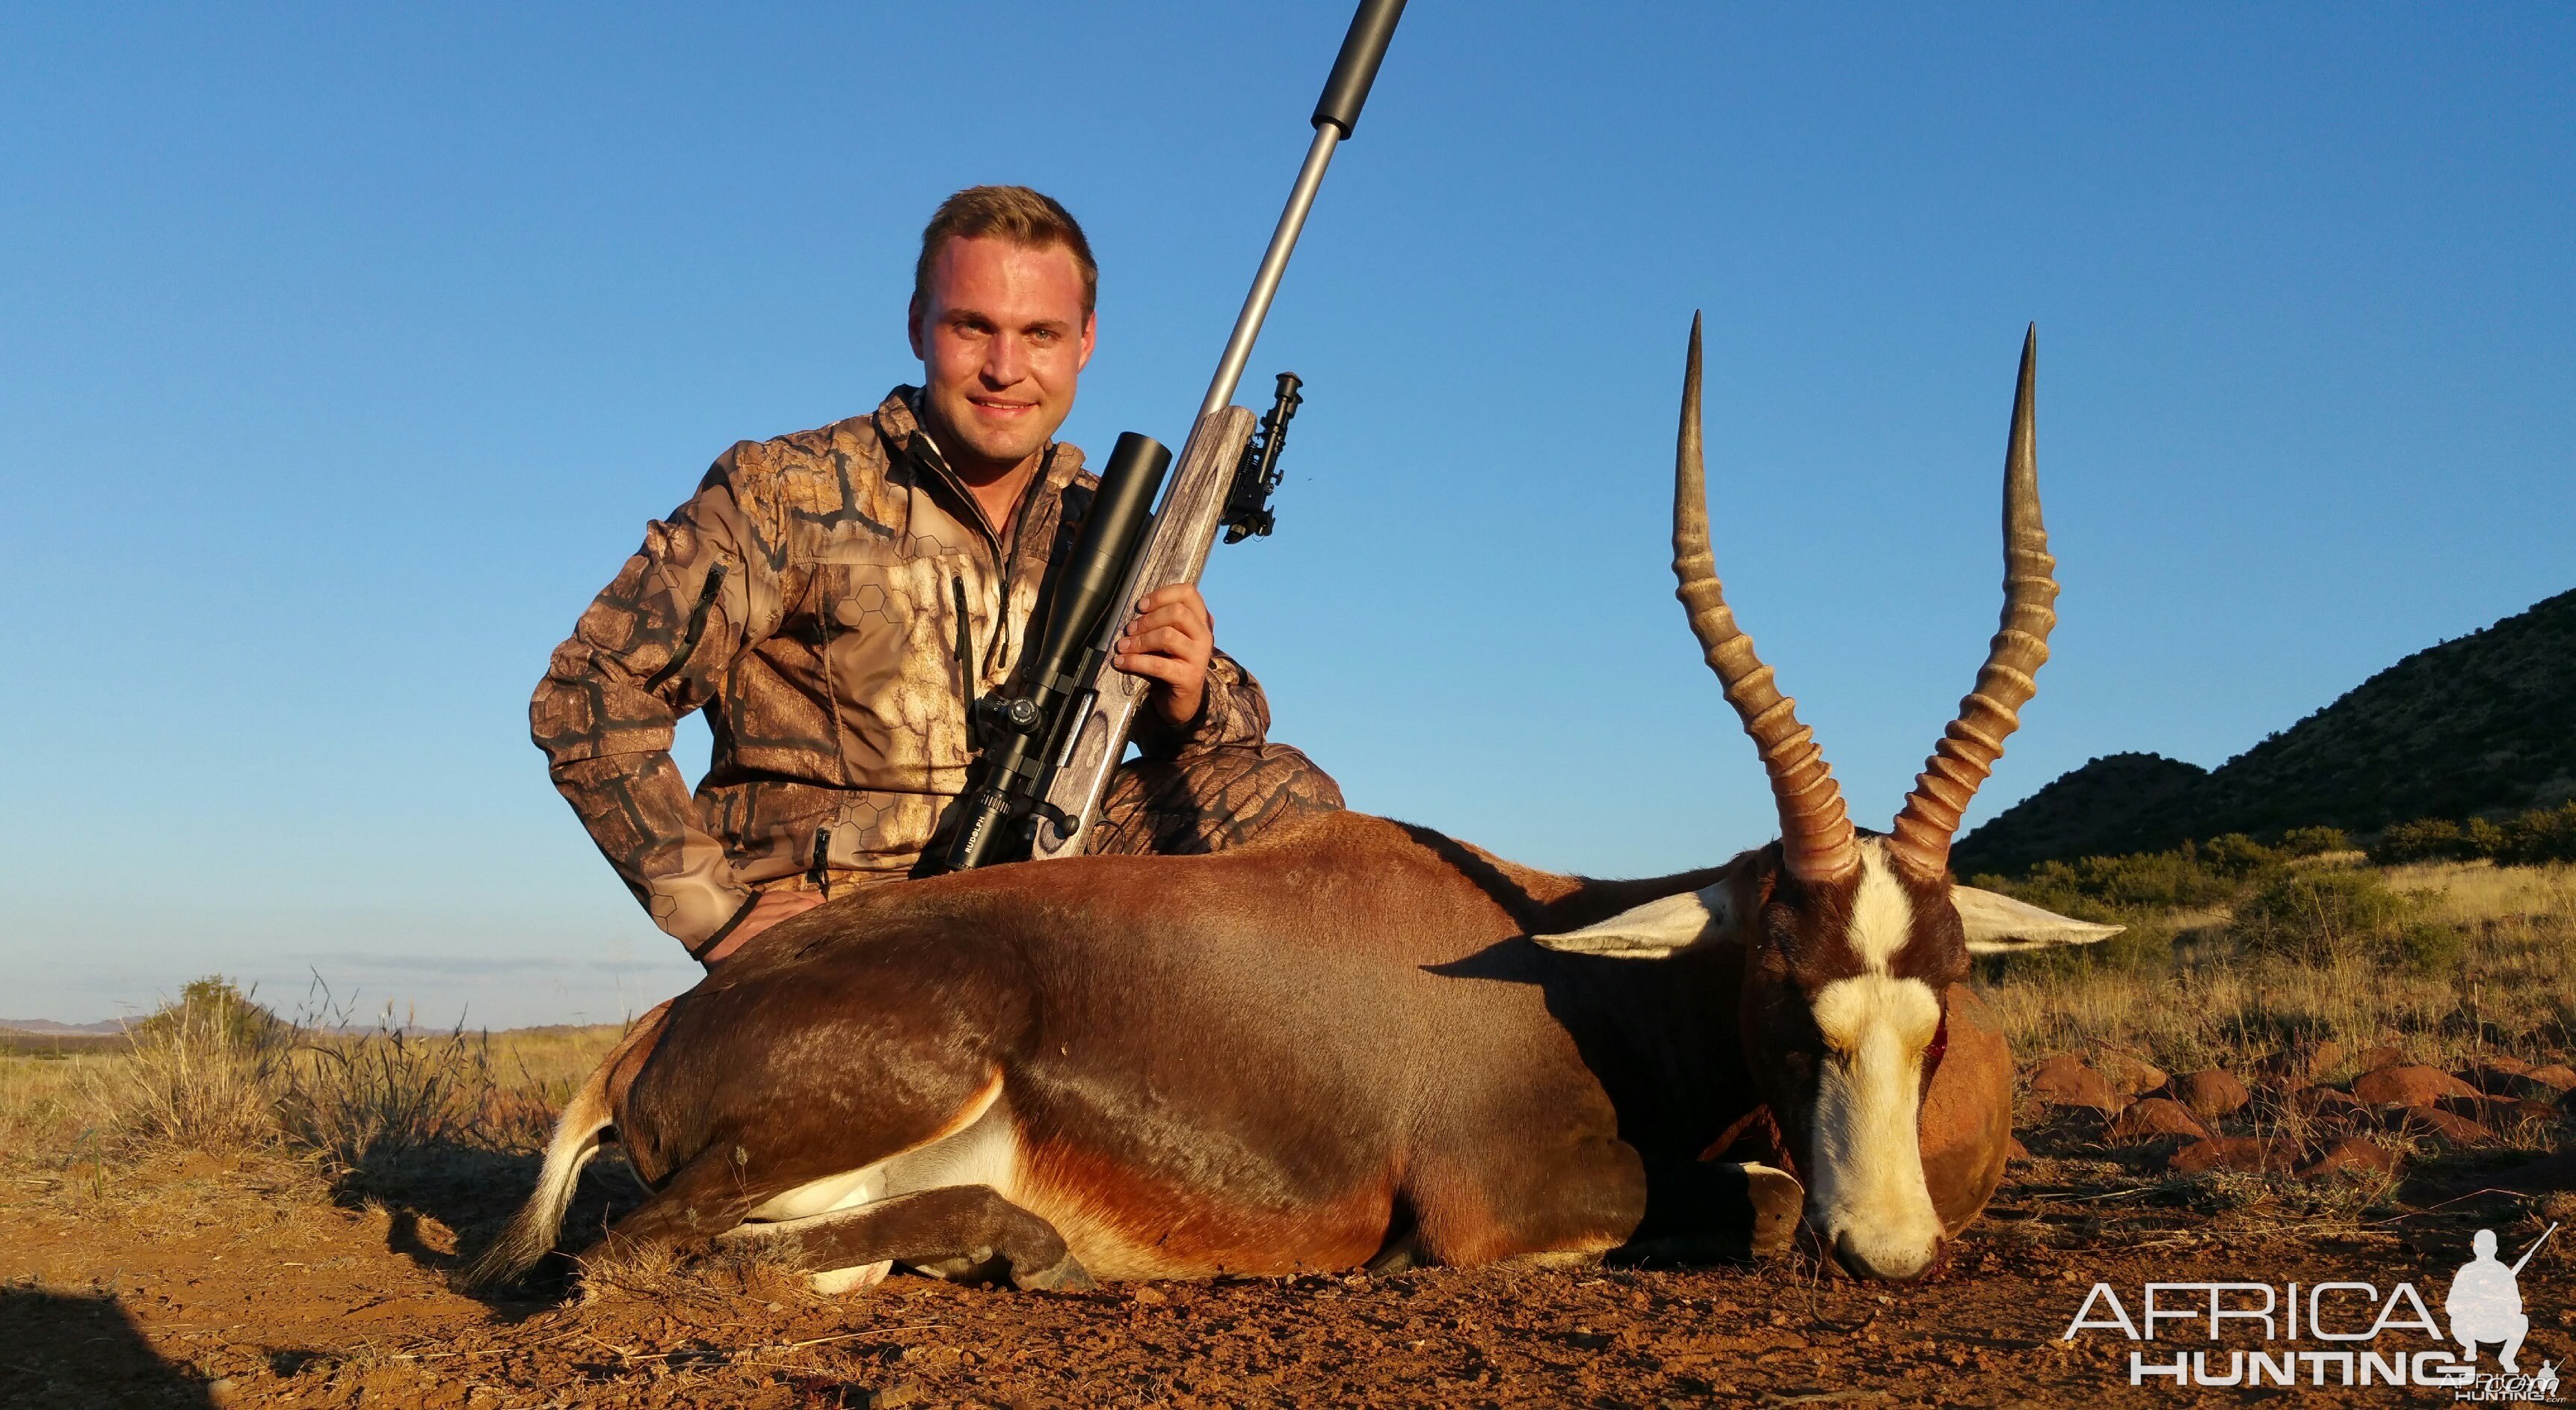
top-left (0, 982), bottom-right (625, 1189)
top-left (1987, 858), bottom-right (2576, 1076)
top-left (78, 991), bottom-right (291, 1154)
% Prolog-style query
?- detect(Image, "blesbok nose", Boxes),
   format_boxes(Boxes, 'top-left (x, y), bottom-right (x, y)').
top-left (1831, 1229), bottom-right (1940, 1283)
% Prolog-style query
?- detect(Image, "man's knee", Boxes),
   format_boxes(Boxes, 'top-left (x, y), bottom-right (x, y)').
top-left (1091, 743), bottom-right (1342, 857)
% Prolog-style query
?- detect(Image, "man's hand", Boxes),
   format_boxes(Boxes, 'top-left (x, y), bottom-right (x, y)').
top-left (1113, 584), bottom-right (1215, 726)
top-left (700, 889), bottom-right (823, 969)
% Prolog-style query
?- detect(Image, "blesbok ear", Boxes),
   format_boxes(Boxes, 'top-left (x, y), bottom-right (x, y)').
top-left (1950, 885), bottom-right (2123, 954)
top-left (1533, 886), bottom-right (1731, 961)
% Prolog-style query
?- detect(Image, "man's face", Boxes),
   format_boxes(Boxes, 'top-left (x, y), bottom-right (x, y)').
top-left (908, 235), bottom-right (1096, 481)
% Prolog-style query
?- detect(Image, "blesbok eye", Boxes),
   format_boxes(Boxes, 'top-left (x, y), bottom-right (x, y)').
top-left (1923, 1012), bottom-right (1950, 1068)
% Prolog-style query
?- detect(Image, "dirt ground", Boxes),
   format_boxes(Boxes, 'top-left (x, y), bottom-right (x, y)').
top-left (6, 1133), bottom-right (2570, 1410)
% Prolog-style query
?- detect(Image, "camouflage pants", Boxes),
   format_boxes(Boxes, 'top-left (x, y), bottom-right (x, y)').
top-left (758, 743), bottom-right (1342, 896)
top-left (1088, 742), bottom-right (1344, 857)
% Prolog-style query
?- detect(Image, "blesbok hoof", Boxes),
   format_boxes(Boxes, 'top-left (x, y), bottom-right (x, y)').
top-left (1012, 1253), bottom-right (1096, 1293)
top-left (810, 1260), bottom-right (892, 1295)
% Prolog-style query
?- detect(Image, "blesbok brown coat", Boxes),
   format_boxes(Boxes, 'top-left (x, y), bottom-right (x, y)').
top-left (467, 318), bottom-right (2112, 1293)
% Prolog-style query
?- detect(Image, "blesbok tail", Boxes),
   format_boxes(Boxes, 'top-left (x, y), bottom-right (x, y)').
top-left (457, 1052), bottom-right (615, 1291)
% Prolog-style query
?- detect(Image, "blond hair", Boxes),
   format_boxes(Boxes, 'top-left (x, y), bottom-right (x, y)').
top-left (912, 185), bottom-right (1098, 315)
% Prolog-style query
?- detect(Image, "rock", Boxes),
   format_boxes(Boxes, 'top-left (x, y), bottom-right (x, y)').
top-left (2026, 1054), bottom-right (2123, 1113)
top-left (2352, 1044), bottom-right (2408, 1074)
top-left (2503, 1098), bottom-right (2564, 1124)
top-left (2006, 1136), bottom-right (2032, 1163)
top-left (2168, 1137), bottom-right (2294, 1176)
top-left (205, 1379), bottom-right (238, 1406)
top-left (2258, 1040), bottom-right (2345, 1089)
top-left (2172, 1068), bottom-right (2252, 1121)
top-left (2298, 1137), bottom-right (2400, 1180)
top-left (2107, 1097), bottom-right (2210, 1143)
top-left (2460, 1056), bottom-right (2534, 1092)
top-left (2394, 1108), bottom-right (2493, 1145)
top-left (2353, 1065), bottom-right (2482, 1109)
top-left (2290, 1086), bottom-right (2370, 1128)
top-left (2092, 1051), bottom-right (2169, 1098)
top-left (2521, 1065), bottom-right (2576, 1095)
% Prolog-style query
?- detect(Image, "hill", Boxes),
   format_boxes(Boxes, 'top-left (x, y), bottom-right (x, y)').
top-left (1959, 586), bottom-right (2576, 872)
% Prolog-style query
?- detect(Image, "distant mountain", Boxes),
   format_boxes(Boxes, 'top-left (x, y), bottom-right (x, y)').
top-left (0, 1018), bottom-right (124, 1036)
top-left (1959, 587), bottom-right (2576, 873)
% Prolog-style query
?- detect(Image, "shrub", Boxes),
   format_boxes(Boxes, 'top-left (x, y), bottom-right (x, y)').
top-left (87, 976), bottom-right (289, 1151)
top-left (127, 976), bottom-right (288, 1050)
top-left (2391, 920), bottom-right (2466, 975)
top-left (2466, 817), bottom-right (2510, 858)
top-left (2500, 803), bottom-right (2576, 866)
top-left (2368, 807), bottom-right (2576, 866)
top-left (2370, 819), bottom-right (2470, 865)
top-left (2277, 826), bottom-right (2349, 857)
top-left (2231, 869), bottom-right (2415, 964)
top-left (2200, 834), bottom-right (2281, 878)
top-left (2003, 847), bottom-right (2246, 915)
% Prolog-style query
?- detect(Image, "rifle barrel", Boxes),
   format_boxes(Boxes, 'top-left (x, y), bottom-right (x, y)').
top-left (2512, 1222), bottom-right (2560, 1276)
top-left (1196, 0), bottom-right (1405, 420)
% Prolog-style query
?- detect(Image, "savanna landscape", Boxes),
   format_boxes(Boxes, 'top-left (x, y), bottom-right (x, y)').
top-left (8, 807), bottom-right (2576, 1408)
top-left (8, 594), bottom-right (2575, 1408)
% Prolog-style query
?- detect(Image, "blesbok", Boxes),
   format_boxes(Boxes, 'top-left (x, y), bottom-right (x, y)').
top-left (467, 316), bottom-right (2114, 1294)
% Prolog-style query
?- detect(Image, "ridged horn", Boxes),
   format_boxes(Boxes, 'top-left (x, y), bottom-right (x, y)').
top-left (1887, 324), bottom-right (2056, 877)
top-left (1673, 313), bottom-right (1860, 884)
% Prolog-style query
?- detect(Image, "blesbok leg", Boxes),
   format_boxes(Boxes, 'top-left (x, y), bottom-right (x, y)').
top-left (1410, 1133), bottom-right (1649, 1267)
top-left (585, 1142), bottom-right (781, 1260)
top-left (721, 1185), bottom-right (1094, 1291)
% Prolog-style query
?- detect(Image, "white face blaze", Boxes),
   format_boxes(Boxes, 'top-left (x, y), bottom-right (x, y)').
top-left (1804, 839), bottom-right (1947, 1280)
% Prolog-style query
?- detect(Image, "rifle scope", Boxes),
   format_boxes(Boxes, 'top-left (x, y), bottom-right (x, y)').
top-left (936, 431), bottom-right (1172, 872)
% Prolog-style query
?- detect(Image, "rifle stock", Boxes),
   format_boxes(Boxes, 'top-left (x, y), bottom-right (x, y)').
top-left (1029, 407), bottom-right (1258, 862)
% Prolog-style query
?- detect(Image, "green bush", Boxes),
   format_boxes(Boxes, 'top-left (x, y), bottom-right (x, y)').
top-left (2500, 803), bottom-right (2576, 866)
top-left (2001, 846), bottom-right (2248, 916)
top-left (2391, 920), bottom-right (2466, 975)
top-left (126, 977), bottom-right (289, 1052)
top-left (89, 976), bottom-right (290, 1151)
top-left (2368, 806), bottom-right (2576, 866)
top-left (2277, 826), bottom-right (2350, 857)
top-left (2466, 817), bottom-right (2510, 857)
top-left (2369, 818), bottom-right (2471, 865)
top-left (2231, 869), bottom-right (2416, 964)
top-left (2200, 833), bottom-right (2281, 878)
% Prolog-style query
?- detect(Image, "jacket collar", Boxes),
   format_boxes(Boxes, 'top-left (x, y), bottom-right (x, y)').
top-left (873, 385), bottom-right (1087, 544)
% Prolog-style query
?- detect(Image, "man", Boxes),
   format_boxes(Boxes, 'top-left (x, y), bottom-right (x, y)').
top-left (533, 186), bottom-right (1342, 967)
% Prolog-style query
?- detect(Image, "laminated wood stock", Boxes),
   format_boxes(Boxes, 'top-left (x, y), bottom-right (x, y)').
top-left (1029, 405), bottom-right (1259, 862)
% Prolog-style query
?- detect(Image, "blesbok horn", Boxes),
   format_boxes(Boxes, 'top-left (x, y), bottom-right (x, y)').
top-left (1887, 325), bottom-right (2056, 877)
top-left (1672, 313), bottom-right (1860, 884)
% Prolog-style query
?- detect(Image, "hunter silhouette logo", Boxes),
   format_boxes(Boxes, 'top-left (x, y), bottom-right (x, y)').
top-left (2451, 1226), bottom-right (2551, 1372)
top-left (2060, 1224), bottom-right (2562, 1397)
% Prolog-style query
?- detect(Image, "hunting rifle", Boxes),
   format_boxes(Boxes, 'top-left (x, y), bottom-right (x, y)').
top-left (932, 0), bottom-right (1405, 872)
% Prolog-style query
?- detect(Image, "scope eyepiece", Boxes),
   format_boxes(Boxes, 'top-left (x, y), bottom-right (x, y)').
top-left (975, 695), bottom-right (1043, 736)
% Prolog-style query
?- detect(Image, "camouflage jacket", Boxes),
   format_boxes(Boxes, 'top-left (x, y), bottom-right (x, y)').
top-left (532, 387), bottom-right (1274, 953)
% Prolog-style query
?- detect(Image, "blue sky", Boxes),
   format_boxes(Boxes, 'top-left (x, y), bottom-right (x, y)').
top-left (3, 3), bottom-right (2568, 1026)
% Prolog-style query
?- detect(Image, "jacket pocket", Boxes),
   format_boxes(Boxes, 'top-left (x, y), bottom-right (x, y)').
top-left (814, 549), bottom-right (979, 789)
